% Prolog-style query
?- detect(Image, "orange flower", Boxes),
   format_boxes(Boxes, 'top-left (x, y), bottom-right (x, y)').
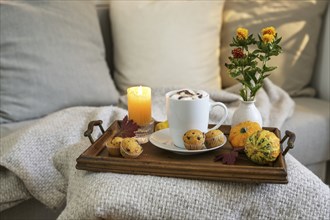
top-left (262, 26), bottom-right (276, 36)
top-left (236, 27), bottom-right (248, 40)
top-left (262, 34), bottom-right (275, 43)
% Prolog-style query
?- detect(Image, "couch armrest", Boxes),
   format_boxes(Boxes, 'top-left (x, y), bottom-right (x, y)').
top-left (312, 3), bottom-right (329, 101)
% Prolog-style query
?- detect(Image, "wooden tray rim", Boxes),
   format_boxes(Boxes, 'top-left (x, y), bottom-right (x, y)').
top-left (76, 120), bottom-right (288, 184)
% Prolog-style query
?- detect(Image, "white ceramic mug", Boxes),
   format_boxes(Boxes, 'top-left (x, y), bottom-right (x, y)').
top-left (166, 89), bottom-right (228, 148)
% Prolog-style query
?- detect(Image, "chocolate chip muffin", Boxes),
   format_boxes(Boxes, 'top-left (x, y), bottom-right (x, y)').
top-left (120, 137), bottom-right (143, 158)
top-left (182, 129), bottom-right (205, 150)
top-left (105, 136), bottom-right (123, 156)
top-left (205, 129), bottom-right (225, 148)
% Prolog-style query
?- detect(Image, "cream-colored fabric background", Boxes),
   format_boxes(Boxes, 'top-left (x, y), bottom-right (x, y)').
top-left (220, 0), bottom-right (328, 97)
top-left (110, 1), bottom-right (224, 94)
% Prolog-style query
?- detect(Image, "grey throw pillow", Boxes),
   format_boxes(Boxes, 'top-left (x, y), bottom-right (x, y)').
top-left (0, 1), bottom-right (119, 123)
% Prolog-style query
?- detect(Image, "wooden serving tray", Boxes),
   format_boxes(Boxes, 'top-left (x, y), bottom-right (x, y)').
top-left (76, 120), bottom-right (295, 184)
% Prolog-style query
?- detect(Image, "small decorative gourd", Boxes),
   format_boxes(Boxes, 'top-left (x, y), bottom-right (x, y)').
top-left (244, 130), bottom-right (280, 165)
top-left (229, 121), bottom-right (262, 148)
top-left (155, 120), bottom-right (169, 131)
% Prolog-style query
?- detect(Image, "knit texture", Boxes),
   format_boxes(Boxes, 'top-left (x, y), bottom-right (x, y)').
top-left (0, 106), bottom-right (127, 210)
top-left (0, 168), bottom-right (30, 211)
top-left (55, 147), bottom-right (330, 220)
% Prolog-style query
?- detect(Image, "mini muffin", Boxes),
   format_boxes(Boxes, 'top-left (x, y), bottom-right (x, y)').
top-left (205, 129), bottom-right (225, 148)
top-left (105, 136), bottom-right (123, 157)
top-left (120, 138), bottom-right (143, 159)
top-left (182, 129), bottom-right (205, 150)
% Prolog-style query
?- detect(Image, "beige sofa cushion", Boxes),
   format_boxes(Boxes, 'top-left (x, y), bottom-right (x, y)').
top-left (220, 0), bottom-right (328, 97)
top-left (110, 1), bottom-right (224, 94)
top-left (281, 97), bottom-right (330, 166)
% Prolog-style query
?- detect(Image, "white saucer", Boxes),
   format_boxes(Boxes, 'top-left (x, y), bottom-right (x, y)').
top-left (149, 128), bottom-right (226, 155)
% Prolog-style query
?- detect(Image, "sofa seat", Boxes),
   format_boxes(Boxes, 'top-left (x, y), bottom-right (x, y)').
top-left (281, 97), bottom-right (330, 180)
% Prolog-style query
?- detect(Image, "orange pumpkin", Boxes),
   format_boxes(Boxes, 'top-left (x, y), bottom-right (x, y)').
top-left (229, 121), bottom-right (262, 148)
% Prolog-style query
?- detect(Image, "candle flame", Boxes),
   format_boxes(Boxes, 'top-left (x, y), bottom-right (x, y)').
top-left (138, 86), bottom-right (143, 95)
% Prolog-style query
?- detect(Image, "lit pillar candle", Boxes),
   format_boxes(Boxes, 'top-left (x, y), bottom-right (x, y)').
top-left (127, 86), bottom-right (152, 126)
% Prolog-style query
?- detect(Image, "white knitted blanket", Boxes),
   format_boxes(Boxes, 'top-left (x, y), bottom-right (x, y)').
top-left (1, 80), bottom-right (329, 219)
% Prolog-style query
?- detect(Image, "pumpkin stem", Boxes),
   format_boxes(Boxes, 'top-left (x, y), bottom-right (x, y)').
top-left (240, 127), bottom-right (247, 133)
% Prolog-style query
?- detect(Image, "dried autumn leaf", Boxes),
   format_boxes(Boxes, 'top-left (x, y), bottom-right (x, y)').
top-left (115, 115), bottom-right (140, 138)
top-left (214, 148), bottom-right (244, 165)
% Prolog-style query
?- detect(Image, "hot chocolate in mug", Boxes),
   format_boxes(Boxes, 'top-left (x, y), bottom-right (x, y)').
top-left (166, 89), bottom-right (228, 148)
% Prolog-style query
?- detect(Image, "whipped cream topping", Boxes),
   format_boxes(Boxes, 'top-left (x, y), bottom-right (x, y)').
top-left (170, 89), bottom-right (204, 100)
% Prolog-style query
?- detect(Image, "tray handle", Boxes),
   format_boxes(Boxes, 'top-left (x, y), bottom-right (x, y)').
top-left (280, 130), bottom-right (296, 156)
top-left (84, 120), bottom-right (105, 144)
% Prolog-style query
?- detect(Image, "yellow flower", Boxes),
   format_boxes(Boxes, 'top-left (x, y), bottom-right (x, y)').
top-left (262, 34), bottom-right (275, 43)
top-left (262, 26), bottom-right (276, 36)
top-left (236, 27), bottom-right (249, 40)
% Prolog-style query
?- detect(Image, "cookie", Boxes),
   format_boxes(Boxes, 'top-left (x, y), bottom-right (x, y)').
top-left (182, 129), bottom-right (205, 150)
top-left (205, 129), bottom-right (225, 148)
